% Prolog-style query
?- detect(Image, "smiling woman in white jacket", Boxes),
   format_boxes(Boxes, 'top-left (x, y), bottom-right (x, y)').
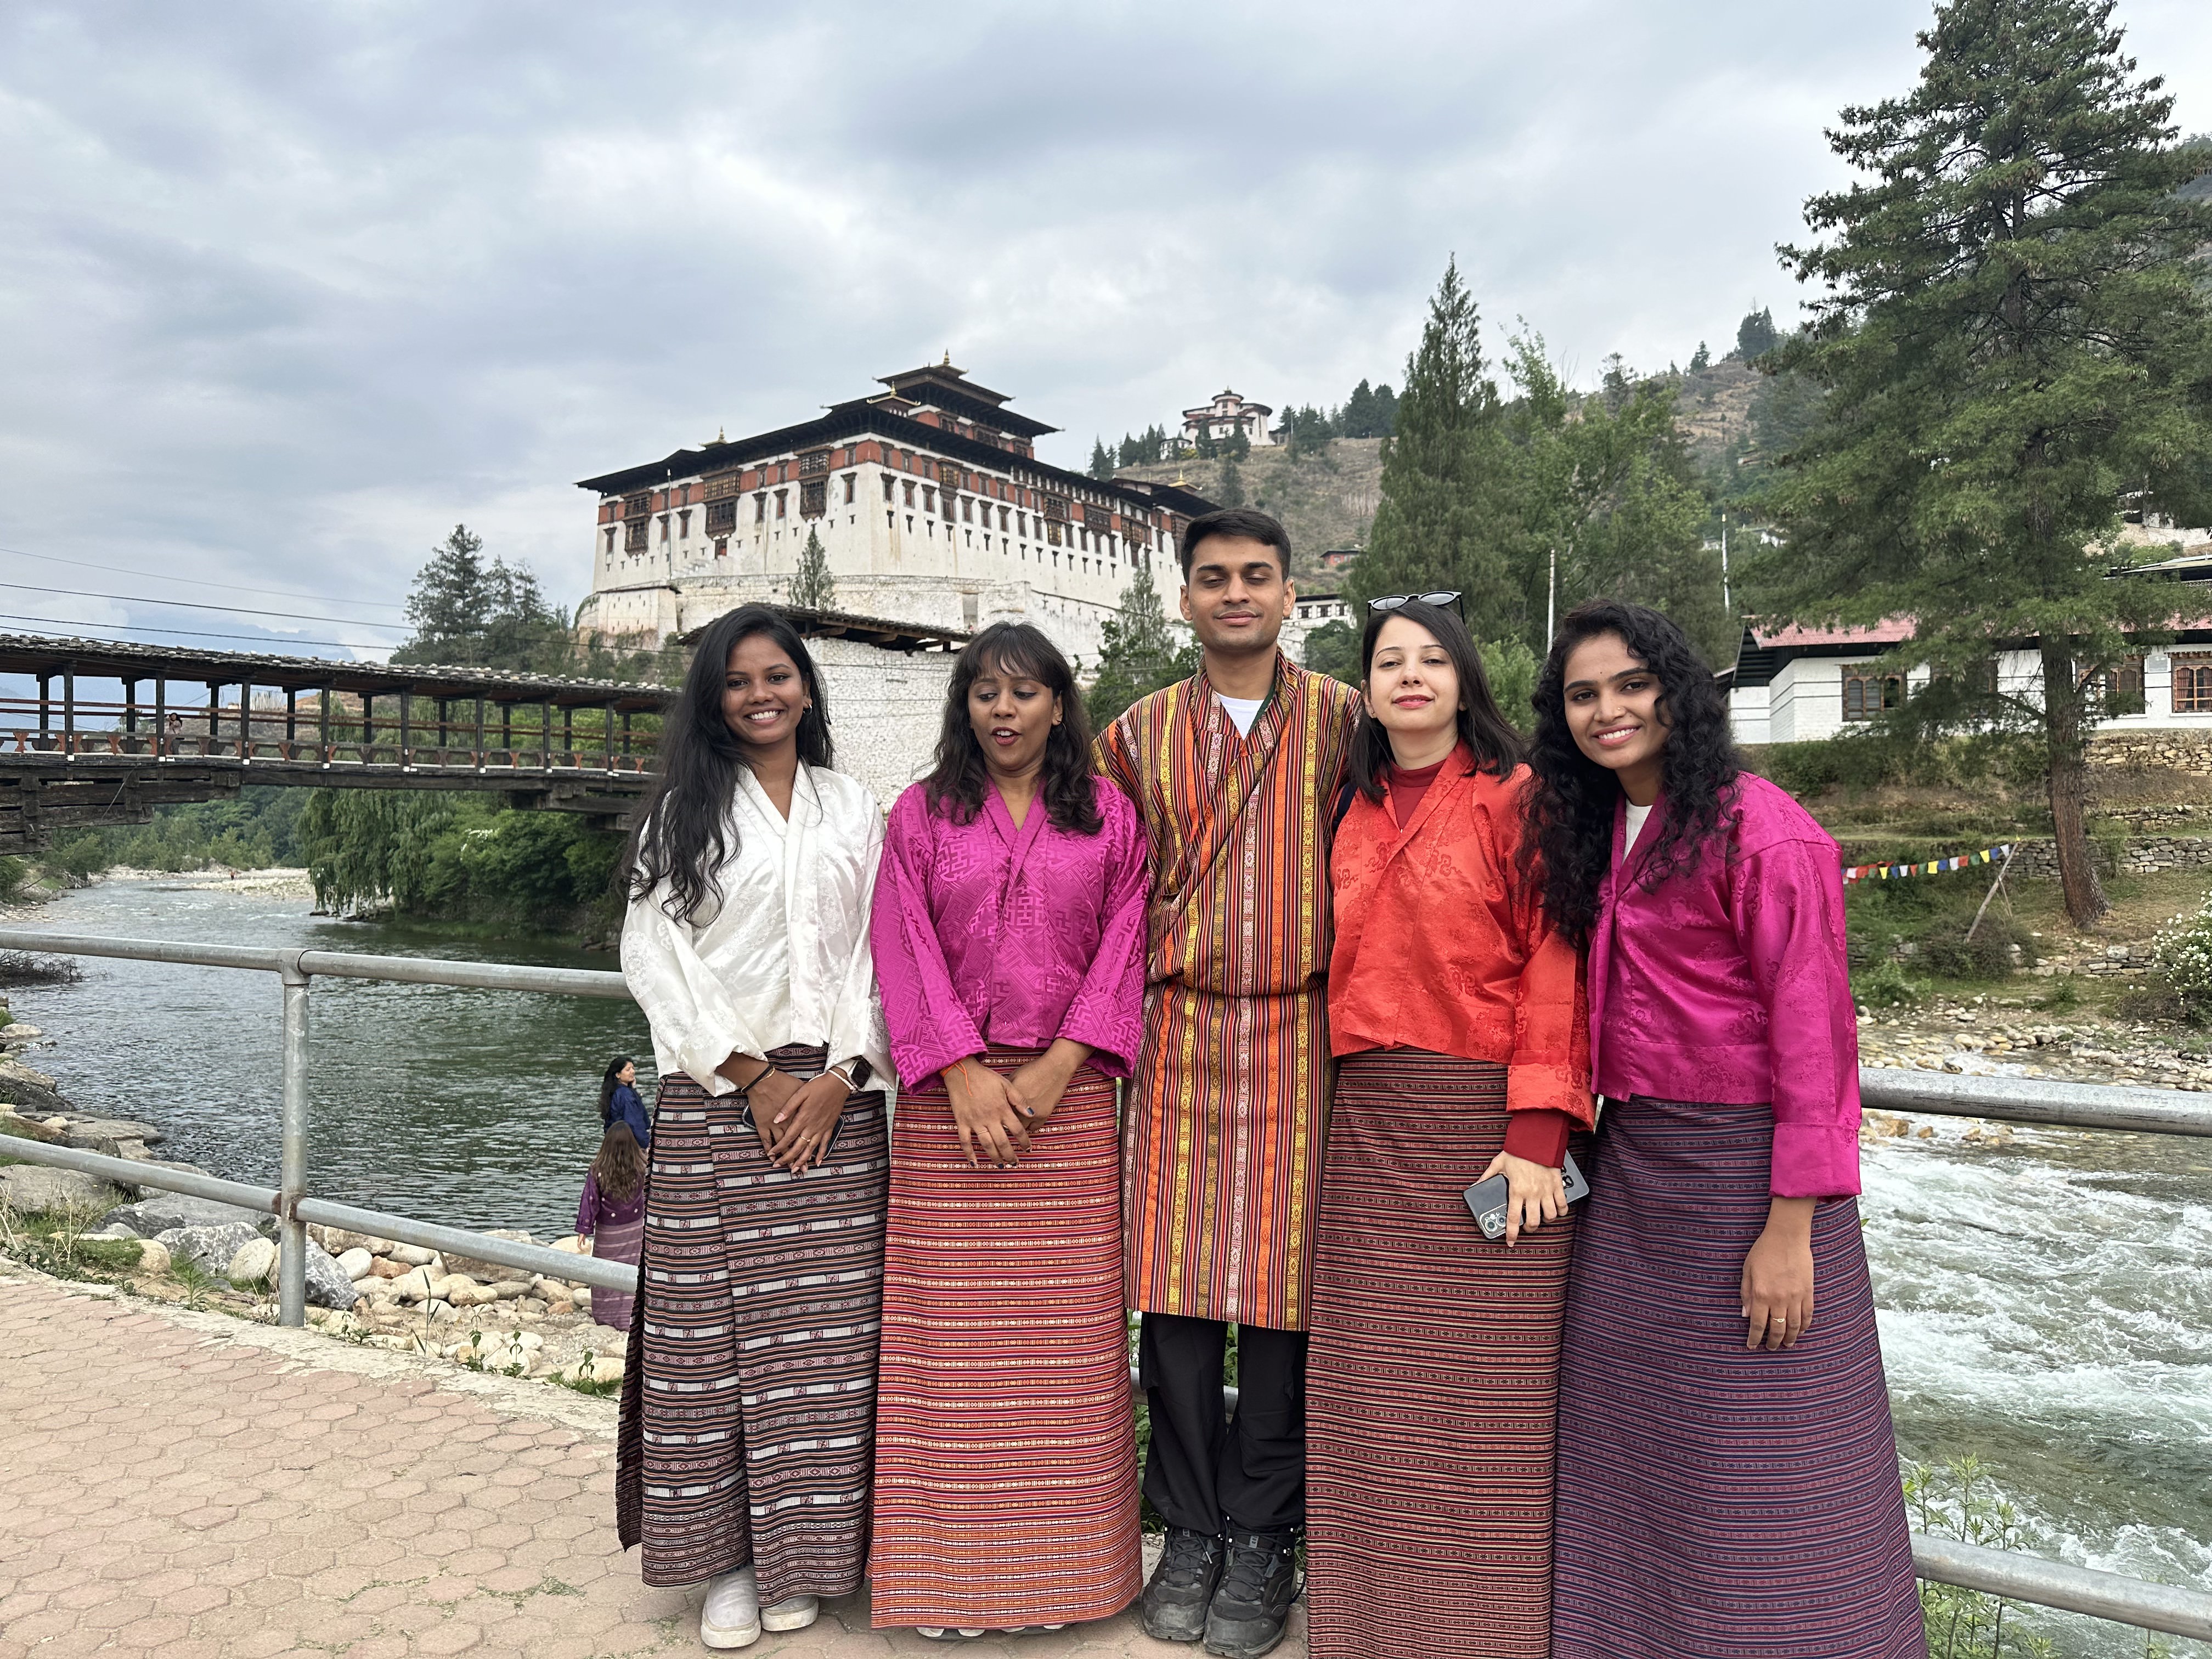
top-left (612, 605), bottom-right (891, 1653)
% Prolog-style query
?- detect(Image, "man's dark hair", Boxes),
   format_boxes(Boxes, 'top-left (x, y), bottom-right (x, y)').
top-left (1178, 507), bottom-right (1291, 579)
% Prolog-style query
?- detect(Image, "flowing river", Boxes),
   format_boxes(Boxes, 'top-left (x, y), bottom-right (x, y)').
top-left (6, 876), bottom-right (2209, 1658)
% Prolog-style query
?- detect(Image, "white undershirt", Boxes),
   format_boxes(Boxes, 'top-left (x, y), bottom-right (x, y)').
top-left (1218, 694), bottom-right (1265, 738)
top-left (1623, 800), bottom-right (1654, 857)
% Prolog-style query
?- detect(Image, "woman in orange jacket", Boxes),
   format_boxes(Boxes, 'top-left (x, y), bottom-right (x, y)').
top-left (1302, 595), bottom-right (1595, 1659)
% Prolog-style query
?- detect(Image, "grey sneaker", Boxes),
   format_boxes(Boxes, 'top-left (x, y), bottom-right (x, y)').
top-left (1141, 1526), bottom-right (1226, 1643)
top-left (1203, 1529), bottom-right (1300, 1658)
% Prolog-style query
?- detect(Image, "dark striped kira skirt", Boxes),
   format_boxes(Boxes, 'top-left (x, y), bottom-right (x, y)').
top-left (614, 1047), bottom-right (888, 1601)
top-left (1306, 1051), bottom-right (1577, 1659)
top-left (870, 1048), bottom-right (1142, 1629)
top-left (1552, 1095), bottom-right (1925, 1659)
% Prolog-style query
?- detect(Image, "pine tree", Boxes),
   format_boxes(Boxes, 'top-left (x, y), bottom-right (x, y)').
top-left (1088, 437), bottom-right (1115, 482)
top-left (396, 524), bottom-right (570, 671)
top-left (1735, 307), bottom-right (1779, 360)
top-left (1086, 559), bottom-right (1199, 726)
top-left (1689, 342), bottom-right (1711, 374)
top-left (1758, 0), bottom-right (2212, 926)
top-left (788, 526), bottom-right (837, 612)
top-left (402, 526), bottom-right (489, 652)
top-left (1216, 455), bottom-right (1246, 508)
top-left (1348, 258), bottom-right (1517, 627)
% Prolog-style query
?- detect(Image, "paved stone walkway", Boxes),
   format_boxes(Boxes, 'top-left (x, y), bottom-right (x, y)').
top-left (0, 1271), bottom-right (1307, 1658)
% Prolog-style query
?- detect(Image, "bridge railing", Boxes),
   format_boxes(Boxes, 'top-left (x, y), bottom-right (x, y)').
top-left (0, 925), bottom-right (2206, 1644)
top-left (0, 691), bottom-right (659, 775)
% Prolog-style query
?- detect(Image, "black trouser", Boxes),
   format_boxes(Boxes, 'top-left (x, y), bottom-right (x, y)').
top-left (1140, 1311), bottom-right (1306, 1537)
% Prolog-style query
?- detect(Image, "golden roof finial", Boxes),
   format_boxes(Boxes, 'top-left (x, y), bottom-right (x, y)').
top-left (716, 425), bottom-right (726, 443)
top-left (941, 348), bottom-right (952, 366)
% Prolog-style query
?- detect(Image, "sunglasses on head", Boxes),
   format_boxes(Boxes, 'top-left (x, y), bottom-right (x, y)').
top-left (1369, 590), bottom-right (1464, 618)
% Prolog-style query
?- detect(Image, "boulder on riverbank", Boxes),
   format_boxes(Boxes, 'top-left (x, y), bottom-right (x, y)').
top-left (101, 1193), bottom-right (274, 1238)
top-left (0, 1164), bottom-right (128, 1214)
top-left (0, 1059), bottom-right (71, 1118)
top-left (157, 1221), bottom-right (265, 1277)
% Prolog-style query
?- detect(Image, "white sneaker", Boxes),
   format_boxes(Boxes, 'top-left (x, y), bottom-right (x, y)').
top-left (701, 1567), bottom-right (761, 1650)
top-left (761, 1593), bottom-right (819, 1632)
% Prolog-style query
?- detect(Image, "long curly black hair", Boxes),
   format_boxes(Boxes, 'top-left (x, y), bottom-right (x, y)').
top-left (921, 620), bottom-right (1103, 834)
top-left (1520, 599), bottom-right (1740, 949)
top-left (620, 605), bottom-right (833, 924)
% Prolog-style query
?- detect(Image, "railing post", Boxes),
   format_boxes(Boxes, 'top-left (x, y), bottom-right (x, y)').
top-left (276, 949), bottom-right (312, 1327)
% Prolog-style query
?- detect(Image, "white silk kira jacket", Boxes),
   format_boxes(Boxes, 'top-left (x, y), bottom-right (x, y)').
top-left (620, 763), bottom-right (891, 1095)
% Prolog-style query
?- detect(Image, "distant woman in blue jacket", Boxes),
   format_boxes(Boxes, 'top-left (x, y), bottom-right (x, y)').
top-left (599, 1054), bottom-right (650, 1149)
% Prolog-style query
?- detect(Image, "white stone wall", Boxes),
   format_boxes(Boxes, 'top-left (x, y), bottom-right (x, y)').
top-left (808, 637), bottom-right (954, 813)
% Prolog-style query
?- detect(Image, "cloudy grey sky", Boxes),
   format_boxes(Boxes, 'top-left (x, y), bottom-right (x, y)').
top-left (3, 0), bottom-right (2208, 659)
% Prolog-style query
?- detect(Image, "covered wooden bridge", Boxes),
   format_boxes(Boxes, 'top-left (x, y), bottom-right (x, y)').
top-left (0, 634), bottom-right (677, 849)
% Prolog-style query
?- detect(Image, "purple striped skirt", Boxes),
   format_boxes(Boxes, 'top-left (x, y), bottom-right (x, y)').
top-left (1551, 1094), bottom-right (1923, 1659)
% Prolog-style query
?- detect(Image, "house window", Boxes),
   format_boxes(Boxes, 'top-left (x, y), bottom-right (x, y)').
top-left (882, 476), bottom-right (896, 503)
top-left (706, 498), bottom-right (736, 535)
top-left (2172, 657), bottom-right (2212, 713)
top-left (678, 509), bottom-right (691, 537)
top-left (625, 518), bottom-right (648, 554)
top-left (603, 526), bottom-right (617, 555)
top-left (923, 487), bottom-right (936, 512)
top-left (714, 537), bottom-right (729, 558)
top-left (2100, 656), bottom-right (2146, 715)
top-left (843, 473), bottom-right (856, 504)
top-left (998, 506), bottom-right (1010, 531)
top-left (1084, 505), bottom-right (1110, 534)
top-left (798, 449), bottom-right (831, 477)
top-left (1842, 670), bottom-right (1905, 720)
top-left (962, 498), bottom-right (973, 522)
top-left (904, 481), bottom-right (917, 506)
top-left (755, 493), bottom-right (768, 523)
top-left (774, 489), bottom-right (788, 518)
top-left (800, 479), bottom-right (827, 518)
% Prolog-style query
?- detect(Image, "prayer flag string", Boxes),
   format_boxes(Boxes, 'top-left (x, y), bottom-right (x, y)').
top-left (1841, 844), bottom-right (2013, 885)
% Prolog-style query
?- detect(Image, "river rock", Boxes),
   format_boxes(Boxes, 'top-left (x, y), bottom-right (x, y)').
top-left (227, 1238), bottom-right (278, 1284)
top-left (367, 1256), bottom-right (408, 1279)
top-left (488, 1279), bottom-right (532, 1301)
top-left (59, 1118), bottom-right (164, 1155)
top-left (136, 1239), bottom-right (170, 1275)
top-left (387, 1243), bottom-right (436, 1267)
top-left (561, 1353), bottom-right (624, 1387)
top-left (101, 1194), bottom-right (273, 1238)
top-left (334, 1247), bottom-right (374, 1279)
top-left (388, 1266), bottom-right (434, 1303)
top-left (0, 1165), bottom-right (128, 1215)
top-left (157, 1221), bottom-right (265, 1276)
top-left (301, 1240), bottom-right (357, 1310)
top-left (439, 1229), bottom-right (538, 1284)
top-left (0, 1058), bottom-right (70, 1117)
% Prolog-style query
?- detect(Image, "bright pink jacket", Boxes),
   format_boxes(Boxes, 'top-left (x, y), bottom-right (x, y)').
top-left (1588, 772), bottom-right (1862, 1198)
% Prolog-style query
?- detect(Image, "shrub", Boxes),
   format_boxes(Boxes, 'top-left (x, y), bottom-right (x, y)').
top-left (2145, 897), bottom-right (2212, 1023)
top-left (1854, 961), bottom-right (1926, 1009)
top-left (1916, 918), bottom-right (2038, 980)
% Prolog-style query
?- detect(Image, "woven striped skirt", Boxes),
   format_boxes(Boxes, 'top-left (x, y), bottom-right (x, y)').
top-left (1552, 1095), bottom-right (1923, 1658)
top-left (589, 1209), bottom-right (643, 1332)
top-left (870, 1049), bottom-right (1142, 1630)
top-left (1305, 1051), bottom-right (1576, 1659)
top-left (615, 1049), bottom-right (889, 1599)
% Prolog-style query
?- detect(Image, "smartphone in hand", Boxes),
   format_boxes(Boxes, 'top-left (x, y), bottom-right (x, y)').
top-left (1464, 1151), bottom-right (1590, 1242)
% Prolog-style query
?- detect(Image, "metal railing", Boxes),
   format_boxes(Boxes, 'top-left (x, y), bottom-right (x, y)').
top-left (0, 926), bottom-right (2207, 1641)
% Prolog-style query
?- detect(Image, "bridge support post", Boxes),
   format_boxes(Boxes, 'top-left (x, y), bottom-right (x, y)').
top-left (276, 951), bottom-right (312, 1328)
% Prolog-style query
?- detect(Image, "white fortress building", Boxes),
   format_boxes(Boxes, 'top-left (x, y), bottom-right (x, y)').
top-left (1180, 388), bottom-right (1276, 449)
top-left (574, 360), bottom-right (1218, 665)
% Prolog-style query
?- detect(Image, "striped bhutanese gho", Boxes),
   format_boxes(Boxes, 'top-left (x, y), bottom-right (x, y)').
top-left (614, 1049), bottom-right (888, 1601)
top-left (1095, 653), bottom-right (1358, 1331)
top-left (869, 1051), bottom-right (1142, 1629)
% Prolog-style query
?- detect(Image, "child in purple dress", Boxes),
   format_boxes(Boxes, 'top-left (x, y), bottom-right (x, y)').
top-left (575, 1124), bottom-right (645, 1332)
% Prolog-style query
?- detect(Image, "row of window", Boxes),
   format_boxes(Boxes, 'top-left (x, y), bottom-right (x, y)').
top-left (1840, 657), bottom-right (2182, 720)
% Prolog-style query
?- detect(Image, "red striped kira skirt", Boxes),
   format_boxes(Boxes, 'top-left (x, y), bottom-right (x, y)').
top-left (868, 1048), bottom-right (1143, 1630)
top-left (1306, 1051), bottom-right (1577, 1659)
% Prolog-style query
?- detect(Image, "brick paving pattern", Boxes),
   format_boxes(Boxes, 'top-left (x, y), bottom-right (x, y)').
top-left (0, 1273), bottom-right (1307, 1658)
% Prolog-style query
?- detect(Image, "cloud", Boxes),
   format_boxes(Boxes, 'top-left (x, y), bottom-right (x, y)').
top-left (0, 0), bottom-right (2206, 654)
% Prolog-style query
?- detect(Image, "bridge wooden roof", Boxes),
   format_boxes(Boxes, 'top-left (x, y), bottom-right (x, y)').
top-left (0, 635), bottom-right (676, 711)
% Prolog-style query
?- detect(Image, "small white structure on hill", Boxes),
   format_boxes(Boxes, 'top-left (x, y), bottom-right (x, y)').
top-left (1181, 389), bottom-right (1276, 449)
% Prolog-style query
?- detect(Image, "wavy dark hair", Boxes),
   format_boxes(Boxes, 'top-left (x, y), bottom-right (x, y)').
top-left (597, 1055), bottom-right (634, 1122)
top-left (1520, 599), bottom-right (1740, 949)
top-left (1351, 598), bottom-right (1521, 800)
top-left (619, 606), bottom-right (833, 923)
top-left (922, 621), bottom-right (1102, 834)
top-left (590, 1122), bottom-right (646, 1204)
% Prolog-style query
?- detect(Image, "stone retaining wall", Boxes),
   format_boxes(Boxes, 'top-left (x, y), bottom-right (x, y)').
top-left (2010, 834), bottom-right (2212, 881)
top-left (2089, 729), bottom-right (2212, 773)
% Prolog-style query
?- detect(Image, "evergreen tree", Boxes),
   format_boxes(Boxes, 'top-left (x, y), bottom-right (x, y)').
top-left (1348, 258), bottom-right (1519, 629)
top-left (788, 526), bottom-right (837, 612)
top-left (1086, 559), bottom-right (1199, 726)
top-left (1088, 437), bottom-right (1115, 482)
top-left (396, 523), bottom-right (570, 671)
top-left (1118, 432), bottom-right (1145, 467)
top-left (1757, 0), bottom-right (2212, 926)
top-left (1216, 455), bottom-right (1247, 507)
top-left (1301, 618), bottom-right (1361, 685)
top-left (1689, 341), bottom-right (1711, 373)
top-left (1735, 307), bottom-right (1779, 360)
top-left (1371, 383), bottom-right (1399, 436)
top-left (1225, 429), bottom-right (1252, 461)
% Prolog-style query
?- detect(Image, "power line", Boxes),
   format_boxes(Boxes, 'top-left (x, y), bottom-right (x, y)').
top-left (0, 578), bottom-right (412, 632)
top-left (0, 610), bottom-right (394, 653)
top-left (0, 543), bottom-right (410, 612)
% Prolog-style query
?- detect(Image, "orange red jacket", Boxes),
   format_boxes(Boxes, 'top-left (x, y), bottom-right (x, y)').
top-left (1328, 751), bottom-right (1594, 1154)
